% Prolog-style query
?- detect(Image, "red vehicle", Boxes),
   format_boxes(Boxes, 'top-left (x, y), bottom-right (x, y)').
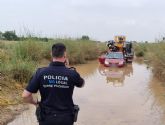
top-left (98, 52), bottom-right (126, 67)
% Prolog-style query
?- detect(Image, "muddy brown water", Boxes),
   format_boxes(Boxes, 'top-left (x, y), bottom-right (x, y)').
top-left (8, 61), bottom-right (165, 125)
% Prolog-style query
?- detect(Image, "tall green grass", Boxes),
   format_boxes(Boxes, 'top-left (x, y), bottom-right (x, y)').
top-left (13, 40), bottom-right (43, 61)
top-left (134, 43), bottom-right (148, 57)
top-left (55, 39), bottom-right (101, 64)
top-left (146, 43), bottom-right (165, 82)
top-left (134, 42), bottom-right (165, 82)
top-left (0, 39), bottom-right (105, 83)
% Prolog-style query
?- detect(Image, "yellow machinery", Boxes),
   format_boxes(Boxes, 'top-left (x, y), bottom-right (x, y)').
top-left (106, 35), bottom-right (134, 63)
top-left (114, 36), bottom-right (126, 51)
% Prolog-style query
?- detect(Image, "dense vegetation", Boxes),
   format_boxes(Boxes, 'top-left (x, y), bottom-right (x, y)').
top-left (0, 30), bottom-right (91, 42)
top-left (0, 39), bottom-right (106, 83)
top-left (134, 42), bottom-right (165, 82)
top-left (1, 36), bottom-right (165, 84)
top-left (0, 30), bottom-right (51, 42)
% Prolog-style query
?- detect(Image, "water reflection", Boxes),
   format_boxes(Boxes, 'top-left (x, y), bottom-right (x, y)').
top-left (98, 64), bottom-right (133, 86)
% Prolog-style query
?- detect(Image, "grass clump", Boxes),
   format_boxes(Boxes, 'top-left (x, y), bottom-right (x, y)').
top-left (146, 42), bottom-right (165, 81)
top-left (0, 39), bottom-right (105, 83)
top-left (134, 43), bottom-right (147, 57)
top-left (49, 39), bottom-right (105, 64)
top-left (0, 41), bottom-right (37, 83)
top-left (136, 51), bottom-right (144, 57)
top-left (0, 49), bottom-right (10, 64)
top-left (9, 60), bottom-right (36, 83)
top-left (1, 59), bottom-right (36, 83)
top-left (134, 42), bottom-right (165, 81)
top-left (13, 40), bottom-right (44, 61)
top-left (135, 42), bottom-right (165, 82)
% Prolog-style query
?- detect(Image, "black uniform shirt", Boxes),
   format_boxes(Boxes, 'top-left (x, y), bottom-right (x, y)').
top-left (26, 61), bottom-right (84, 112)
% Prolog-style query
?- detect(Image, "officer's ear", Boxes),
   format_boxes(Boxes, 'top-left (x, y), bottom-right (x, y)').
top-left (64, 52), bottom-right (67, 58)
top-left (50, 51), bottom-right (52, 57)
top-left (50, 52), bottom-right (54, 61)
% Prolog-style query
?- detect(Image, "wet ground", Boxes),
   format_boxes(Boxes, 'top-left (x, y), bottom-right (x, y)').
top-left (8, 61), bottom-right (165, 125)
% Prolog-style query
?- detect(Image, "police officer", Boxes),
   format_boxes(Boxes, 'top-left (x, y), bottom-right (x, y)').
top-left (22, 43), bottom-right (85, 125)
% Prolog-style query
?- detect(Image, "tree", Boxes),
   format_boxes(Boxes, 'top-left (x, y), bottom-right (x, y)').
top-left (81, 35), bottom-right (90, 40)
top-left (163, 37), bottom-right (165, 41)
top-left (0, 31), bottom-right (3, 40)
top-left (2, 31), bottom-right (18, 41)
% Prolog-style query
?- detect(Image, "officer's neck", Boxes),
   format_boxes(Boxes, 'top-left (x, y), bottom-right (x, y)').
top-left (52, 58), bottom-right (65, 63)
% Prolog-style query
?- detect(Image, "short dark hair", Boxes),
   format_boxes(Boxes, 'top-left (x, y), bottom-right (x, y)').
top-left (52, 43), bottom-right (66, 58)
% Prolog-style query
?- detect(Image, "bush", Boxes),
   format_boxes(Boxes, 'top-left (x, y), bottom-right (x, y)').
top-left (146, 43), bottom-right (165, 82)
top-left (0, 31), bottom-right (3, 40)
top-left (10, 60), bottom-right (36, 83)
top-left (0, 47), bottom-right (11, 75)
top-left (0, 42), bottom-right (5, 49)
top-left (0, 41), bottom-right (37, 83)
top-left (2, 31), bottom-right (18, 41)
top-left (0, 38), bottom-right (106, 84)
top-left (134, 43), bottom-right (147, 57)
top-left (41, 43), bottom-right (51, 60)
top-left (1, 59), bottom-right (36, 83)
top-left (13, 40), bottom-right (44, 61)
top-left (52, 39), bottom-right (101, 64)
top-left (81, 35), bottom-right (90, 40)
top-left (56, 39), bottom-right (86, 64)
top-left (136, 51), bottom-right (144, 57)
top-left (0, 49), bottom-right (10, 64)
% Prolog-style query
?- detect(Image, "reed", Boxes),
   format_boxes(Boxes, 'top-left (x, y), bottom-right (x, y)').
top-left (0, 39), bottom-right (105, 83)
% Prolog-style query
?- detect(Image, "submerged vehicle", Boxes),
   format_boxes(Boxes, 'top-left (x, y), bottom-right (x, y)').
top-left (99, 36), bottom-right (134, 66)
top-left (99, 52), bottom-right (125, 67)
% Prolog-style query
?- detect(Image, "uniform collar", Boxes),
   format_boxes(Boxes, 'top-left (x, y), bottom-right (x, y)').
top-left (49, 61), bottom-right (65, 66)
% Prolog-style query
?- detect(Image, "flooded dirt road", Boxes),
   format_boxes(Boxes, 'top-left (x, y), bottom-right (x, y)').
top-left (8, 61), bottom-right (165, 125)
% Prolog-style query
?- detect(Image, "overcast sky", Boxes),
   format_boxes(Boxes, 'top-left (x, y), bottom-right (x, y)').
top-left (0, 0), bottom-right (165, 41)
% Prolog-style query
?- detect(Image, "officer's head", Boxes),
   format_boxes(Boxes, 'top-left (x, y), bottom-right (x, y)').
top-left (52, 43), bottom-right (66, 59)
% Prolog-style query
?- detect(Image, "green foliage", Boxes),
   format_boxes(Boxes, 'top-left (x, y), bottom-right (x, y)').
top-left (136, 51), bottom-right (144, 57)
top-left (0, 41), bottom-right (36, 83)
top-left (81, 35), bottom-right (90, 40)
top-left (0, 41), bottom-right (5, 49)
top-left (134, 43), bottom-right (147, 57)
top-left (9, 59), bottom-right (36, 83)
top-left (51, 39), bottom-right (101, 64)
top-left (2, 31), bottom-right (18, 41)
top-left (135, 42), bottom-right (165, 82)
top-left (0, 39), bottom-right (105, 83)
top-left (97, 42), bottom-right (107, 54)
top-left (13, 40), bottom-right (44, 61)
top-left (1, 59), bottom-right (36, 83)
top-left (0, 30), bottom-right (51, 42)
top-left (19, 36), bottom-right (49, 42)
top-left (0, 31), bottom-right (3, 39)
top-left (0, 49), bottom-right (10, 64)
top-left (146, 43), bottom-right (165, 82)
